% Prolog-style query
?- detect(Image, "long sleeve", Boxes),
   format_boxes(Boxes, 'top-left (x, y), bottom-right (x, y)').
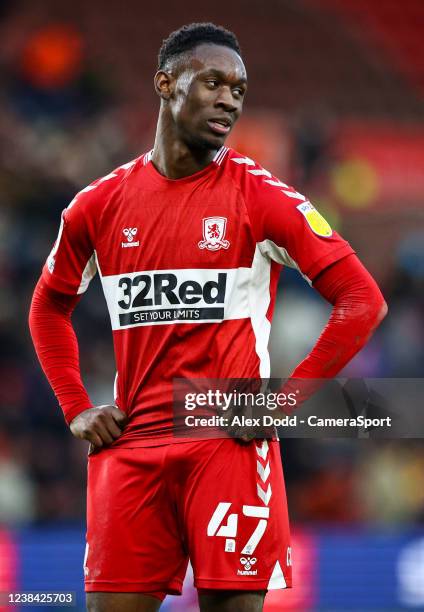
top-left (291, 254), bottom-right (387, 378)
top-left (29, 277), bottom-right (93, 425)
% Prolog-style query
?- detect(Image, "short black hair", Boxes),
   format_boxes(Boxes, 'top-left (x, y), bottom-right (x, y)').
top-left (157, 22), bottom-right (241, 71)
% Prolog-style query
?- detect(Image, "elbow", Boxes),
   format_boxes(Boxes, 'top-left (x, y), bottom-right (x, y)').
top-left (378, 298), bottom-right (388, 323)
top-left (354, 296), bottom-right (387, 348)
top-left (367, 294), bottom-right (388, 333)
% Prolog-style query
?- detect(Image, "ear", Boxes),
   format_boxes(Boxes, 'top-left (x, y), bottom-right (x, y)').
top-left (154, 70), bottom-right (175, 100)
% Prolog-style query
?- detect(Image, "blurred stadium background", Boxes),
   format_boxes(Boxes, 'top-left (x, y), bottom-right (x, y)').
top-left (0, 0), bottom-right (423, 609)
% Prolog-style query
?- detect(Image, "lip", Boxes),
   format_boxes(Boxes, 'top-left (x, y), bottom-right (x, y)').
top-left (207, 119), bottom-right (232, 135)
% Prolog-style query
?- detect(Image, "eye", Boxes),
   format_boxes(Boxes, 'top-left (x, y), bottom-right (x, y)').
top-left (205, 79), bottom-right (219, 88)
top-left (233, 87), bottom-right (245, 97)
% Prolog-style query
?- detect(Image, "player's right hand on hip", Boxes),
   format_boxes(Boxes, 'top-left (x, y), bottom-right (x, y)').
top-left (69, 405), bottom-right (128, 451)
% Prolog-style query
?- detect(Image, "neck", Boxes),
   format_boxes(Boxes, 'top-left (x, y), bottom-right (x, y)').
top-left (151, 111), bottom-right (219, 179)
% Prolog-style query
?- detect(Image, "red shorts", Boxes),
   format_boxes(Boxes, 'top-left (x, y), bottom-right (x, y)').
top-left (84, 438), bottom-right (292, 596)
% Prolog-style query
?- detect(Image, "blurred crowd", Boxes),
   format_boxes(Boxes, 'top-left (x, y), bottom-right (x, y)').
top-left (0, 3), bottom-right (423, 528)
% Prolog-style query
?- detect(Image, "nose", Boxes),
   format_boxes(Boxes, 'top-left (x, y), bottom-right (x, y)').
top-left (215, 86), bottom-right (238, 112)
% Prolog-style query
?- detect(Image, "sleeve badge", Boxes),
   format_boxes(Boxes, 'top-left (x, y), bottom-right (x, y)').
top-left (296, 202), bottom-right (333, 238)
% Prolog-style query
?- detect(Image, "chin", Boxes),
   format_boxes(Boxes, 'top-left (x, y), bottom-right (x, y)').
top-left (204, 137), bottom-right (226, 151)
top-left (185, 129), bottom-right (227, 152)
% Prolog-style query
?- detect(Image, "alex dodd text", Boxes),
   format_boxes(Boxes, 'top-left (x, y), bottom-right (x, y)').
top-left (184, 414), bottom-right (392, 428)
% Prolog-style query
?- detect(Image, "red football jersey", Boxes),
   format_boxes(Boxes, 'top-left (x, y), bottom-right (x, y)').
top-left (42, 146), bottom-right (354, 445)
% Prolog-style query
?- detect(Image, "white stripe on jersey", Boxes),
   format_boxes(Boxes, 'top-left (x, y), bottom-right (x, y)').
top-left (268, 560), bottom-right (287, 589)
top-left (282, 189), bottom-right (306, 201)
top-left (119, 160), bottom-right (137, 170)
top-left (213, 146), bottom-right (225, 162)
top-left (230, 155), bottom-right (255, 166)
top-left (264, 179), bottom-right (289, 189)
top-left (215, 147), bottom-right (229, 165)
top-left (143, 150), bottom-right (154, 165)
top-left (113, 372), bottom-right (118, 401)
top-left (249, 245), bottom-right (272, 378)
top-left (46, 214), bottom-right (66, 274)
top-left (258, 239), bottom-right (311, 286)
top-left (213, 146), bottom-right (229, 165)
top-left (248, 168), bottom-right (272, 178)
top-left (77, 253), bottom-right (97, 294)
top-left (97, 172), bottom-right (118, 184)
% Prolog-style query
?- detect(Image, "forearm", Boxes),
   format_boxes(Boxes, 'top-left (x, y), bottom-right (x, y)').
top-left (29, 278), bottom-right (93, 424)
top-left (292, 255), bottom-right (387, 379)
top-left (281, 255), bottom-right (387, 411)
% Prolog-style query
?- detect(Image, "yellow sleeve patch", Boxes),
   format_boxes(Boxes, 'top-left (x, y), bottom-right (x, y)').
top-left (296, 202), bottom-right (333, 238)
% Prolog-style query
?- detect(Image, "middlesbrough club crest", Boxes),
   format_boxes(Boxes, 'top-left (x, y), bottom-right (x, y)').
top-left (198, 217), bottom-right (230, 251)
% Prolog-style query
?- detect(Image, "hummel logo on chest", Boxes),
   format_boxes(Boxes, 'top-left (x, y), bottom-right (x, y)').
top-left (122, 228), bottom-right (140, 248)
